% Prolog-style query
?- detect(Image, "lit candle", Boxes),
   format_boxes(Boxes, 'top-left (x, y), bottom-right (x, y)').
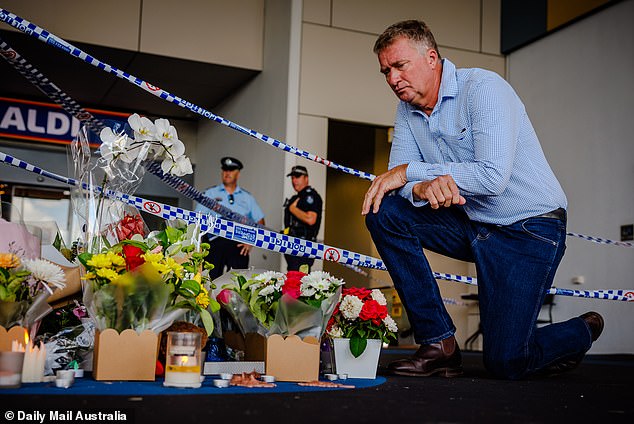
top-left (21, 333), bottom-right (46, 383)
top-left (163, 332), bottom-right (202, 388)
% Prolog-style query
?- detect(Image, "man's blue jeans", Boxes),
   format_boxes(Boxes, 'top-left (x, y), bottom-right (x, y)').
top-left (366, 195), bottom-right (593, 379)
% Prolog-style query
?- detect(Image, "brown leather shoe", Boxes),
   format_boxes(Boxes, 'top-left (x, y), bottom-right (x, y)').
top-left (542, 311), bottom-right (604, 376)
top-left (579, 311), bottom-right (604, 342)
top-left (388, 335), bottom-right (463, 377)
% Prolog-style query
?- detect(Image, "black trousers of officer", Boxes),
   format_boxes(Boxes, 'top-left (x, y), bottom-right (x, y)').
top-left (204, 236), bottom-right (249, 280)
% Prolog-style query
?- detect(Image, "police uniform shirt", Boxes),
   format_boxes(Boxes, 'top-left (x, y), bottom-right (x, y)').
top-left (194, 185), bottom-right (265, 222)
top-left (285, 186), bottom-right (322, 237)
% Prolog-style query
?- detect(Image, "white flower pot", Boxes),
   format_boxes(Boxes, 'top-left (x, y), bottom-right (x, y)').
top-left (333, 338), bottom-right (382, 379)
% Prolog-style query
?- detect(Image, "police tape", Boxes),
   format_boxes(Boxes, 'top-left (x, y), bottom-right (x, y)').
top-left (1, 7), bottom-right (630, 251)
top-left (0, 8), bottom-right (374, 181)
top-left (1, 151), bottom-right (632, 302)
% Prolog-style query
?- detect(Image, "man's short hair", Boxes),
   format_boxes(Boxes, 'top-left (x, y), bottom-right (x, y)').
top-left (373, 20), bottom-right (440, 58)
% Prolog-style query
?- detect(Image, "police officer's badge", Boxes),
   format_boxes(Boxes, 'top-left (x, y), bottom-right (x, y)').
top-left (306, 196), bottom-right (314, 204)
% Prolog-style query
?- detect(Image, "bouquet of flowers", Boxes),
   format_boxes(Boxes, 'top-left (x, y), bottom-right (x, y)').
top-left (79, 219), bottom-right (219, 335)
top-left (0, 251), bottom-right (66, 330)
top-left (70, 113), bottom-right (193, 254)
top-left (326, 287), bottom-right (398, 357)
top-left (217, 269), bottom-right (344, 339)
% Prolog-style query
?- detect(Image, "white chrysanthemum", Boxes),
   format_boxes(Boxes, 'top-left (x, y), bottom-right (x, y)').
top-left (254, 271), bottom-right (285, 284)
top-left (339, 295), bottom-right (363, 320)
top-left (258, 285), bottom-right (277, 297)
top-left (383, 315), bottom-right (398, 332)
top-left (327, 323), bottom-right (343, 338)
top-left (23, 259), bottom-right (65, 291)
top-left (371, 289), bottom-right (387, 305)
top-left (300, 271), bottom-right (344, 298)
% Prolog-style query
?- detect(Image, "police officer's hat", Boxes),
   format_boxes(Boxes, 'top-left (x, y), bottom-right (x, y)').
top-left (286, 165), bottom-right (308, 177)
top-left (220, 157), bottom-right (243, 171)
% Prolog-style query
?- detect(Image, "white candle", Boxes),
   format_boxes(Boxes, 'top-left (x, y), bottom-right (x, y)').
top-left (21, 341), bottom-right (46, 383)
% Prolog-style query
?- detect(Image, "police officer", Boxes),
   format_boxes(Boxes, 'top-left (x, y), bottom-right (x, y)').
top-left (195, 157), bottom-right (265, 279)
top-left (283, 165), bottom-right (322, 272)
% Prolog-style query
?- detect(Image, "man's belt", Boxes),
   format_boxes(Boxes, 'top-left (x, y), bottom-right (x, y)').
top-left (534, 208), bottom-right (566, 221)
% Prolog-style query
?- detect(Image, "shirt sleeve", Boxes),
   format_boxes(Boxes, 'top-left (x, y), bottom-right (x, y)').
top-left (297, 192), bottom-right (321, 213)
top-left (402, 75), bottom-right (523, 200)
top-left (248, 195), bottom-right (265, 222)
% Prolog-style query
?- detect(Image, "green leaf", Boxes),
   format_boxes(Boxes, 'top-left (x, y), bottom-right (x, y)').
top-left (200, 309), bottom-right (214, 336)
top-left (349, 336), bottom-right (367, 358)
top-left (177, 280), bottom-right (201, 298)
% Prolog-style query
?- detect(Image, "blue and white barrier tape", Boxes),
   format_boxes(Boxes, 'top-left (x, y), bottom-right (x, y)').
top-left (1, 152), bottom-right (631, 302)
top-left (0, 36), bottom-right (106, 135)
top-left (0, 8), bottom-right (631, 250)
top-left (0, 8), bottom-right (374, 181)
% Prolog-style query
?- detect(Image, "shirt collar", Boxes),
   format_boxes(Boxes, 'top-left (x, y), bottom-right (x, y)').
top-left (438, 58), bottom-right (458, 101)
top-left (220, 185), bottom-right (242, 194)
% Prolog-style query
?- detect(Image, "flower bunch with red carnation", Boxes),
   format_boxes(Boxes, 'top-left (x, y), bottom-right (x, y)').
top-left (326, 287), bottom-right (398, 357)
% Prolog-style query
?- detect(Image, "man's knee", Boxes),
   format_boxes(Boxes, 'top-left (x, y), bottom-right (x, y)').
top-left (364, 195), bottom-right (402, 233)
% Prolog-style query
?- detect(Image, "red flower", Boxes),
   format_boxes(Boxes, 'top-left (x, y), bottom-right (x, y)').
top-left (285, 271), bottom-right (306, 280)
top-left (343, 287), bottom-right (372, 300)
top-left (359, 299), bottom-right (388, 325)
top-left (116, 214), bottom-right (146, 241)
top-left (282, 275), bottom-right (303, 299)
top-left (216, 289), bottom-right (234, 305)
top-left (122, 244), bottom-right (145, 271)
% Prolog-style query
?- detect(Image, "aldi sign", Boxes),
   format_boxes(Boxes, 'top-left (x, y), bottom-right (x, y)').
top-left (0, 97), bottom-right (128, 147)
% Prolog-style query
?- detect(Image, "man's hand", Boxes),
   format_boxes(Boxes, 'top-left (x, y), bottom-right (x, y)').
top-left (412, 175), bottom-right (466, 209)
top-left (237, 243), bottom-right (253, 256)
top-left (362, 164), bottom-right (408, 215)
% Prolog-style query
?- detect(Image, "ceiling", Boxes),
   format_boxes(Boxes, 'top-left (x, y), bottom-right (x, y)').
top-left (0, 30), bottom-right (260, 121)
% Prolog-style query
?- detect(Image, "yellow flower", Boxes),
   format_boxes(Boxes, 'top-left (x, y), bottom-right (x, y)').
top-left (110, 272), bottom-right (133, 287)
top-left (196, 284), bottom-right (210, 309)
top-left (96, 268), bottom-right (121, 282)
top-left (87, 253), bottom-right (113, 268)
top-left (164, 256), bottom-right (184, 278)
top-left (0, 253), bottom-right (21, 269)
top-left (108, 252), bottom-right (126, 269)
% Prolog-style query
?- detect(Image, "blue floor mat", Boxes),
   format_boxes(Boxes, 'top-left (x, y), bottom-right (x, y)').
top-left (2, 375), bottom-right (386, 396)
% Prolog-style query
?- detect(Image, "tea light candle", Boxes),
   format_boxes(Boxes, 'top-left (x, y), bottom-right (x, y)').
top-left (325, 373), bottom-right (338, 381)
top-left (219, 373), bottom-right (233, 380)
top-left (213, 379), bottom-right (229, 388)
top-left (163, 332), bottom-right (202, 389)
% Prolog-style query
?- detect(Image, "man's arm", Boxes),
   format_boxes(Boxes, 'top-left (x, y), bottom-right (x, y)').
top-left (289, 199), bottom-right (317, 225)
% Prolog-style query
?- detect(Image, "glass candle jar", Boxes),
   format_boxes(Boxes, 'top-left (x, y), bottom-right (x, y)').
top-left (163, 332), bottom-right (202, 388)
top-left (0, 351), bottom-right (25, 389)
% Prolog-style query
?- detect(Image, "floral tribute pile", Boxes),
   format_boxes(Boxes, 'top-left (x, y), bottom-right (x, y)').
top-left (217, 269), bottom-right (343, 339)
top-left (326, 287), bottom-right (398, 357)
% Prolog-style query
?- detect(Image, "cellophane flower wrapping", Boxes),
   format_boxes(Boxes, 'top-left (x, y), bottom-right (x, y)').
top-left (217, 269), bottom-right (343, 340)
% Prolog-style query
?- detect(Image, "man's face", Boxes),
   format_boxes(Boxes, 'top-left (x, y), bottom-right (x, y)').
top-left (222, 169), bottom-right (240, 185)
top-left (291, 175), bottom-right (308, 192)
top-left (378, 37), bottom-right (438, 108)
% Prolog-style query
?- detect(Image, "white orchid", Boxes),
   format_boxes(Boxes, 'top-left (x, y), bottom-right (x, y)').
top-left (127, 113), bottom-right (155, 142)
top-left (98, 113), bottom-right (193, 178)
